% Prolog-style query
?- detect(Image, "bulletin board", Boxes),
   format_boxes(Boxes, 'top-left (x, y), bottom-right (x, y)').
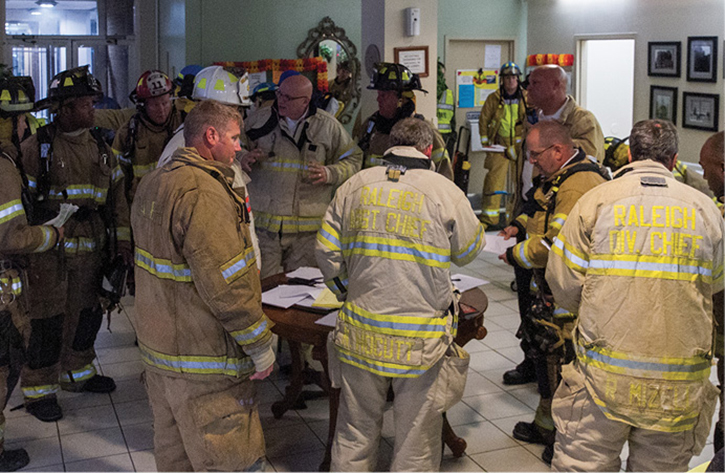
top-left (456, 69), bottom-right (498, 108)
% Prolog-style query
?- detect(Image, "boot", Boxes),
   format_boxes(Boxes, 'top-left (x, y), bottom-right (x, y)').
top-left (512, 421), bottom-right (554, 446)
top-left (63, 374), bottom-right (116, 393)
top-left (0, 448), bottom-right (30, 472)
top-left (25, 398), bottom-right (62, 422)
top-left (542, 443), bottom-right (554, 466)
top-left (502, 360), bottom-right (536, 385)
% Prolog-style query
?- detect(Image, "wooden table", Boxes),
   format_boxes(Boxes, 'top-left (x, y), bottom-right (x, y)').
top-left (262, 275), bottom-right (488, 470)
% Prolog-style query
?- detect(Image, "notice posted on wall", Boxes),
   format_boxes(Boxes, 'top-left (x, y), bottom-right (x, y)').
top-left (456, 70), bottom-right (498, 108)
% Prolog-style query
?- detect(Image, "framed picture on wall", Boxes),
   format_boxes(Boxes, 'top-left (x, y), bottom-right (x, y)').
top-left (649, 86), bottom-right (678, 124)
top-left (648, 42), bottom-right (680, 77)
top-left (682, 92), bottom-right (719, 131)
top-left (687, 36), bottom-right (718, 82)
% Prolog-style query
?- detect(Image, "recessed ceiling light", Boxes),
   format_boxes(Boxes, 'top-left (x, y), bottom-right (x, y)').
top-left (30, 9), bottom-right (42, 15)
top-left (36, 0), bottom-right (58, 8)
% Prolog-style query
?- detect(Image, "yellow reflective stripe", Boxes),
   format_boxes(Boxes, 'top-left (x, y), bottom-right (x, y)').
top-left (577, 340), bottom-right (711, 381)
top-left (0, 276), bottom-right (22, 295)
top-left (588, 254), bottom-right (713, 283)
top-left (340, 301), bottom-right (448, 339)
top-left (713, 262), bottom-right (724, 286)
top-left (590, 394), bottom-right (699, 432)
top-left (513, 239), bottom-right (534, 269)
top-left (135, 247), bottom-right (192, 282)
top-left (340, 234), bottom-right (450, 268)
top-left (317, 222), bottom-right (341, 251)
top-left (0, 199), bottom-right (24, 224)
top-left (453, 223), bottom-right (485, 265)
top-left (259, 158), bottom-right (306, 173)
top-left (116, 226), bottom-right (131, 242)
top-left (551, 234), bottom-right (589, 274)
top-left (549, 213), bottom-right (567, 231)
top-left (230, 316), bottom-right (270, 345)
top-left (337, 346), bottom-right (428, 378)
top-left (139, 343), bottom-right (253, 376)
top-left (254, 211), bottom-right (321, 233)
top-left (336, 143), bottom-right (359, 180)
top-left (112, 165), bottom-right (124, 183)
top-left (22, 384), bottom-right (60, 399)
top-left (133, 161), bottom-right (158, 178)
top-left (45, 184), bottom-right (108, 203)
top-left (59, 363), bottom-right (97, 383)
top-left (63, 237), bottom-right (97, 254)
top-left (220, 247), bottom-right (255, 284)
top-left (34, 226), bottom-right (56, 253)
top-left (325, 273), bottom-right (348, 298)
top-left (431, 147), bottom-right (446, 164)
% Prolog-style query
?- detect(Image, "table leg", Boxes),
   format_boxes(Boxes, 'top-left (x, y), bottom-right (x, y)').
top-left (271, 340), bottom-right (305, 419)
top-left (314, 342), bottom-right (338, 472)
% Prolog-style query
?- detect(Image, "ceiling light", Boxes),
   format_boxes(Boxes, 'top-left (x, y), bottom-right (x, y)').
top-left (36, 0), bottom-right (58, 8)
top-left (30, 9), bottom-right (42, 15)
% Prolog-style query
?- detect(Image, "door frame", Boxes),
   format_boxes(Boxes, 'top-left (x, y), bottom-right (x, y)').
top-left (573, 33), bottom-right (637, 104)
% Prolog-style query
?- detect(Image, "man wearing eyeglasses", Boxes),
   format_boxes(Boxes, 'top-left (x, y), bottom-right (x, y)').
top-left (241, 74), bottom-right (362, 278)
top-left (498, 120), bottom-right (608, 465)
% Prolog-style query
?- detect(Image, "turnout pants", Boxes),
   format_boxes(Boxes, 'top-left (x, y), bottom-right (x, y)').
top-left (145, 370), bottom-right (265, 472)
top-left (551, 364), bottom-right (717, 472)
top-left (0, 299), bottom-right (30, 454)
top-left (256, 229), bottom-right (318, 279)
top-left (21, 251), bottom-right (103, 402)
top-left (331, 355), bottom-right (447, 472)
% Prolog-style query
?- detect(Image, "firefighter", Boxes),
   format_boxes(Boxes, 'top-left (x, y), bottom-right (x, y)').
top-left (317, 117), bottom-right (484, 471)
top-left (131, 100), bottom-right (274, 471)
top-left (354, 62), bottom-right (453, 180)
top-left (0, 76), bottom-right (64, 471)
top-left (436, 60), bottom-right (455, 154)
top-left (241, 73), bottom-right (362, 278)
top-left (478, 62), bottom-right (528, 229)
top-left (546, 120), bottom-right (723, 471)
top-left (19, 66), bottom-right (131, 422)
top-left (114, 70), bottom-right (184, 203)
top-left (498, 120), bottom-right (608, 464)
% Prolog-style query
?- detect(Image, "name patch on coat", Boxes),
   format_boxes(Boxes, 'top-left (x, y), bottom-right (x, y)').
top-left (335, 324), bottom-right (423, 366)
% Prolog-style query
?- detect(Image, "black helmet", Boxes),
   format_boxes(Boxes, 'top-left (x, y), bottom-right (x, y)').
top-left (368, 62), bottom-right (427, 94)
top-left (0, 76), bottom-right (35, 117)
top-left (37, 65), bottom-right (102, 109)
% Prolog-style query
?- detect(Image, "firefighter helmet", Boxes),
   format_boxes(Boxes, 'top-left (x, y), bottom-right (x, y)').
top-left (499, 62), bottom-right (522, 77)
top-left (130, 70), bottom-right (173, 104)
top-left (0, 76), bottom-right (35, 116)
top-left (367, 62), bottom-right (427, 94)
top-left (603, 136), bottom-right (630, 172)
top-left (174, 64), bottom-right (203, 88)
top-left (37, 65), bottom-right (101, 109)
top-left (192, 66), bottom-right (245, 106)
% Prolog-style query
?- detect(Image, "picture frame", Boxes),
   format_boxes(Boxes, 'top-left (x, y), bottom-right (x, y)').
top-left (393, 46), bottom-right (429, 77)
top-left (682, 92), bottom-right (719, 131)
top-left (687, 36), bottom-right (718, 82)
top-left (648, 42), bottom-right (681, 77)
top-left (649, 86), bottom-right (678, 124)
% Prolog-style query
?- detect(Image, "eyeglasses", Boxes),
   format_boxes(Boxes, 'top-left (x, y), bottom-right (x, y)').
top-left (526, 144), bottom-right (556, 161)
top-left (276, 90), bottom-right (308, 102)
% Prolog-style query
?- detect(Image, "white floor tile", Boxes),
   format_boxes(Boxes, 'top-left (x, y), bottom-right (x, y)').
top-left (495, 346), bottom-right (527, 364)
top-left (487, 312), bottom-right (521, 330)
top-left (101, 361), bottom-right (145, 381)
top-left (129, 449), bottom-right (157, 473)
top-left (95, 330), bottom-right (138, 349)
top-left (58, 403), bottom-right (120, 435)
top-left (463, 371), bottom-right (504, 398)
top-left (446, 400), bottom-right (486, 427)
top-left (122, 422), bottom-right (155, 452)
top-left (258, 401), bottom-right (305, 430)
top-left (110, 377), bottom-right (148, 405)
top-left (507, 384), bottom-right (541, 410)
top-left (294, 394), bottom-right (332, 424)
top-left (439, 454), bottom-right (485, 472)
top-left (447, 420), bottom-right (519, 454)
top-left (482, 330), bottom-right (520, 349)
top-left (485, 301), bottom-right (519, 318)
top-left (58, 390), bottom-right (113, 412)
top-left (263, 423), bottom-right (324, 458)
top-left (268, 448), bottom-right (326, 472)
top-left (462, 339), bottom-right (491, 354)
top-left (8, 436), bottom-right (62, 470)
top-left (469, 445), bottom-right (550, 471)
top-left (60, 427), bottom-right (127, 463)
top-left (463, 391), bottom-right (534, 420)
top-left (5, 411), bottom-right (58, 443)
top-left (65, 452), bottom-right (134, 472)
top-left (96, 346), bottom-right (142, 365)
top-left (468, 350), bottom-right (517, 373)
top-left (114, 399), bottom-right (153, 427)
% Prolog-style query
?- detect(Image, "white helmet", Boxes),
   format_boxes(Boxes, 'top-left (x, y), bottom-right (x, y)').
top-left (192, 65), bottom-right (250, 106)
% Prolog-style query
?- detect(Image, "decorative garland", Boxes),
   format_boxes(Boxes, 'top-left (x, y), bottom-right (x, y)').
top-left (526, 54), bottom-right (574, 67)
top-left (214, 57), bottom-right (329, 92)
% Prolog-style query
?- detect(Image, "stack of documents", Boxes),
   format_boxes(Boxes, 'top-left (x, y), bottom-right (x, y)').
top-left (450, 273), bottom-right (489, 292)
top-left (262, 267), bottom-right (343, 310)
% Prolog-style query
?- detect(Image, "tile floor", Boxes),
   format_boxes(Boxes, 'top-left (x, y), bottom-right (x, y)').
top-left (8, 231), bottom-right (720, 472)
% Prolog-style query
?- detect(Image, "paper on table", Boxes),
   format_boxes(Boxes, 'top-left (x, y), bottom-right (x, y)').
top-left (481, 145), bottom-right (506, 153)
top-left (262, 285), bottom-right (309, 309)
top-left (312, 287), bottom-right (344, 309)
top-left (44, 203), bottom-right (79, 228)
top-left (483, 234), bottom-right (517, 254)
top-left (451, 273), bottom-right (489, 292)
top-left (285, 266), bottom-right (324, 280)
top-left (278, 285), bottom-right (324, 299)
top-left (315, 310), bottom-right (339, 327)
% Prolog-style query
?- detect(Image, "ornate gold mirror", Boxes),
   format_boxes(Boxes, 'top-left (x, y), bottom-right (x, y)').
top-left (297, 17), bottom-right (360, 124)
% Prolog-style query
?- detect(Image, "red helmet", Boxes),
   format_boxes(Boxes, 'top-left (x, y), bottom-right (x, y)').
top-left (131, 70), bottom-right (172, 103)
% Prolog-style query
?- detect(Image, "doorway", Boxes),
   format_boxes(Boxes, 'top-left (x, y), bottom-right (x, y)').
top-left (577, 37), bottom-right (635, 138)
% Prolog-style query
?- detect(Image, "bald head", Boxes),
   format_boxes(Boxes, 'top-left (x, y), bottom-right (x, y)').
top-left (277, 74), bottom-right (313, 120)
top-left (527, 65), bottom-right (568, 114)
top-left (699, 131), bottom-right (725, 198)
